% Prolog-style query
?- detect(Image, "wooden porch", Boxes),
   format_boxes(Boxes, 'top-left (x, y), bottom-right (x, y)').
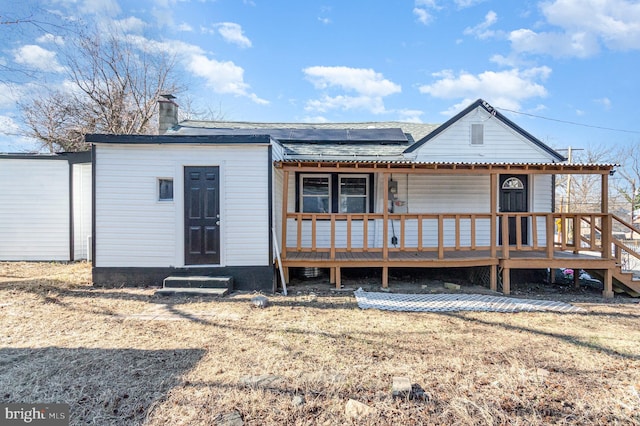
top-left (275, 161), bottom-right (640, 298)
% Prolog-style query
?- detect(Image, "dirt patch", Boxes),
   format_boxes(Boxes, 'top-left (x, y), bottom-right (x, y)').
top-left (1, 262), bottom-right (639, 425)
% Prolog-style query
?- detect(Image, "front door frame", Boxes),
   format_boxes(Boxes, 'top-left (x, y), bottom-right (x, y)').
top-left (184, 166), bottom-right (221, 265)
top-left (499, 174), bottom-right (529, 245)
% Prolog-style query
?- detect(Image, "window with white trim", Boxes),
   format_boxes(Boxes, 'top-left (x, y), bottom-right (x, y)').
top-left (298, 173), bottom-right (371, 213)
top-left (300, 174), bottom-right (330, 213)
top-left (339, 174), bottom-right (368, 213)
top-left (158, 178), bottom-right (173, 201)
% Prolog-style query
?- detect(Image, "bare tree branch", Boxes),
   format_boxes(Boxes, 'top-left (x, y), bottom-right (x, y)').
top-left (18, 26), bottom-right (182, 152)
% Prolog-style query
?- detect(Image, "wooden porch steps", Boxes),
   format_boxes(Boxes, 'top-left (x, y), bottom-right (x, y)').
top-left (611, 270), bottom-right (640, 297)
top-left (589, 268), bottom-right (640, 297)
top-left (156, 275), bottom-right (233, 296)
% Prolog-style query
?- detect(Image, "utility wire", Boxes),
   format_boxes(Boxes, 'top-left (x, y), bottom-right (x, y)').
top-left (496, 106), bottom-right (640, 135)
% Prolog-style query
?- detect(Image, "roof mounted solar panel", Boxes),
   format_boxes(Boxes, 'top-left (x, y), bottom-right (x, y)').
top-left (278, 128), bottom-right (408, 142)
top-left (169, 126), bottom-right (409, 143)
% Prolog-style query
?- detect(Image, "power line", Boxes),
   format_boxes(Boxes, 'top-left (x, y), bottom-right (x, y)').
top-left (496, 106), bottom-right (640, 135)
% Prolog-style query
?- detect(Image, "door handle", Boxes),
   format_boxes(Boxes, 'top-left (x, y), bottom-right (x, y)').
top-left (216, 221), bottom-right (220, 226)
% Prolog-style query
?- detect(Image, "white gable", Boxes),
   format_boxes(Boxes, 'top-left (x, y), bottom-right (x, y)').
top-left (410, 105), bottom-right (558, 163)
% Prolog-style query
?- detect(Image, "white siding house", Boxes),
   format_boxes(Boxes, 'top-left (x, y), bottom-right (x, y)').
top-left (0, 153), bottom-right (92, 261)
top-left (88, 98), bottom-right (582, 293)
top-left (275, 100), bottom-right (564, 251)
top-left (86, 134), bottom-right (275, 290)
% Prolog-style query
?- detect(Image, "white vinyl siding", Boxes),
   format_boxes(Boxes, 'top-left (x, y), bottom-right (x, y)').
top-left (532, 174), bottom-right (553, 245)
top-left (73, 163), bottom-right (92, 260)
top-left (412, 106), bottom-right (557, 162)
top-left (286, 173), bottom-right (494, 249)
top-left (94, 144), bottom-right (270, 268)
top-left (0, 159), bottom-right (70, 261)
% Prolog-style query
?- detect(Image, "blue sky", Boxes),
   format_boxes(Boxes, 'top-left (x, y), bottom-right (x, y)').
top-left (2, 0), bottom-right (640, 153)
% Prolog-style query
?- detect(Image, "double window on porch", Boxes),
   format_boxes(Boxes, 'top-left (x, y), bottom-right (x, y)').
top-left (300, 174), bottom-right (371, 214)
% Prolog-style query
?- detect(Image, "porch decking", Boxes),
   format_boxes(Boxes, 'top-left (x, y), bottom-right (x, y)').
top-left (278, 212), bottom-right (640, 298)
top-left (276, 162), bottom-right (639, 298)
top-left (283, 248), bottom-right (617, 294)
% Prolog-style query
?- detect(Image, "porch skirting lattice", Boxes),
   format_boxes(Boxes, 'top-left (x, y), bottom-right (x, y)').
top-left (354, 289), bottom-right (585, 313)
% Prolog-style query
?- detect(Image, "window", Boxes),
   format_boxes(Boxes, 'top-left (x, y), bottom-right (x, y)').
top-left (158, 178), bottom-right (173, 201)
top-left (299, 173), bottom-right (371, 213)
top-left (301, 175), bottom-right (330, 213)
top-left (502, 177), bottom-right (524, 190)
top-left (471, 123), bottom-right (484, 145)
top-left (339, 175), bottom-right (368, 213)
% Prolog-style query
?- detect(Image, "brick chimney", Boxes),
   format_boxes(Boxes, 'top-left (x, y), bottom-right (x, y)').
top-left (158, 94), bottom-right (178, 134)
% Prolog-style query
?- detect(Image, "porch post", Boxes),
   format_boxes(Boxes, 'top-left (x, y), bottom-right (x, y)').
top-left (602, 268), bottom-right (614, 298)
top-left (601, 172), bottom-right (609, 214)
top-left (281, 169), bottom-right (289, 284)
top-left (489, 264), bottom-right (497, 292)
top-left (281, 170), bottom-right (289, 261)
top-left (502, 267), bottom-right (511, 295)
top-left (490, 173), bottom-right (497, 258)
top-left (383, 172), bottom-right (389, 261)
top-left (601, 172), bottom-right (612, 260)
top-left (382, 266), bottom-right (388, 288)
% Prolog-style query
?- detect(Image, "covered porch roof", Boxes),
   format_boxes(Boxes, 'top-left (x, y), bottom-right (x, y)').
top-left (275, 160), bottom-right (617, 175)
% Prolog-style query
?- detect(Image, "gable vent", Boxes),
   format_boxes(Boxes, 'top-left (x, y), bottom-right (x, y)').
top-left (471, 123), bottom-right (484, 145)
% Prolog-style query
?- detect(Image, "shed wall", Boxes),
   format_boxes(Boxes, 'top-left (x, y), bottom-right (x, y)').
top-left (94, 144), bottom-right (270, 268)
top-left (0, 159), bottom-right (70, 261)
top-left (73, 163), bottom-right (93, 260)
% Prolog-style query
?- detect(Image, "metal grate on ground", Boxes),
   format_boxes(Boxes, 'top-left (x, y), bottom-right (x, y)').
top-left (354, 289), bottom-right (585, 313)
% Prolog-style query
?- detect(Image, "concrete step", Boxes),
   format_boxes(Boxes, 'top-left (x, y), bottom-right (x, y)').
top-left (163, 275), bottom-right (233, 289)
top-left (155, 287), bottom-right (229, 297)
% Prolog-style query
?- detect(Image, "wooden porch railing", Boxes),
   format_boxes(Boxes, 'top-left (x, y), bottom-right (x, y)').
top-left (580, 214), bottom-right (640, 272)
top-left (283, 211), bottom-right (624, 262)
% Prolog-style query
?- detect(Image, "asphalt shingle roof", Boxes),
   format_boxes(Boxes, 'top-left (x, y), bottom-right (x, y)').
top-left (168, 121), bottom-right (439, 160)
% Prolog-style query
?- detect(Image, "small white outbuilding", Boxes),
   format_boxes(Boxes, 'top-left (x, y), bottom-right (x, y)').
top-left (0, 152), bottom-right (92, 261)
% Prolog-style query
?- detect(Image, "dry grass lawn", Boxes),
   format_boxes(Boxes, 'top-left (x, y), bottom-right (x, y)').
top-left (1, 262), bottom-right (639, 425)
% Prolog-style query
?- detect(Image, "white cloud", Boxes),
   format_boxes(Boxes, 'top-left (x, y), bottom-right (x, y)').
top-left (215, 23), bottom-right (252, 48)
top-left (396, 109), bottom-right (424, 123)
top-left (114, 16), bottom-right (147, 33)
top-left (414, 0), bottom-right (441, 24)
top-left (509, 28), bottom-right (599, 58)
top-left (124, 35), bottom-right (267, 104)
top-left (594, 97), bottom-right (612, 110)
top-left (544, 0), bottom-right (640, 50)
top-left (418, 67), bottom-right (551, 112)
top-left (464, 11), bottom-right (498, 39)
top-left (187, 54), bottom-right (267, 104)
top-left (304, 66), bottom-right (401, 97)
top-left (303, 66), bottom-right (401, 115)
top-left (177, 22), bottom-right (194, 32)
top-left (36, 34), bottom-right (65, 45)
top-left (0, 115), bottom-right (40, 152)
top-left (318, 17), bottom-right (331, 25)
top-left (0, 115), bottom-right (20, 134)
top-left (508, 0), bottom-right (640, 58)
top-left (79, 0), bottom-right (121, 17)
top-left (415, 0), bottom-right (437, 6)
top-left (13, 45), bottom-right (65, 73)
top-left (455, 0), bottom-right (486, 7)
top-left (301, 115), bottom-right (329, 123)
top-left (305, 95), bottom-right (388, 114)
top-left (413, 8), bottom-right (433, 25)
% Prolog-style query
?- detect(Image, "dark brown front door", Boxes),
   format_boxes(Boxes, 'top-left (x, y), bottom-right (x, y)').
top-left (499, 175), bottom-right (528, 245)
top-left (184, 166), bottom-right (220, 265)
